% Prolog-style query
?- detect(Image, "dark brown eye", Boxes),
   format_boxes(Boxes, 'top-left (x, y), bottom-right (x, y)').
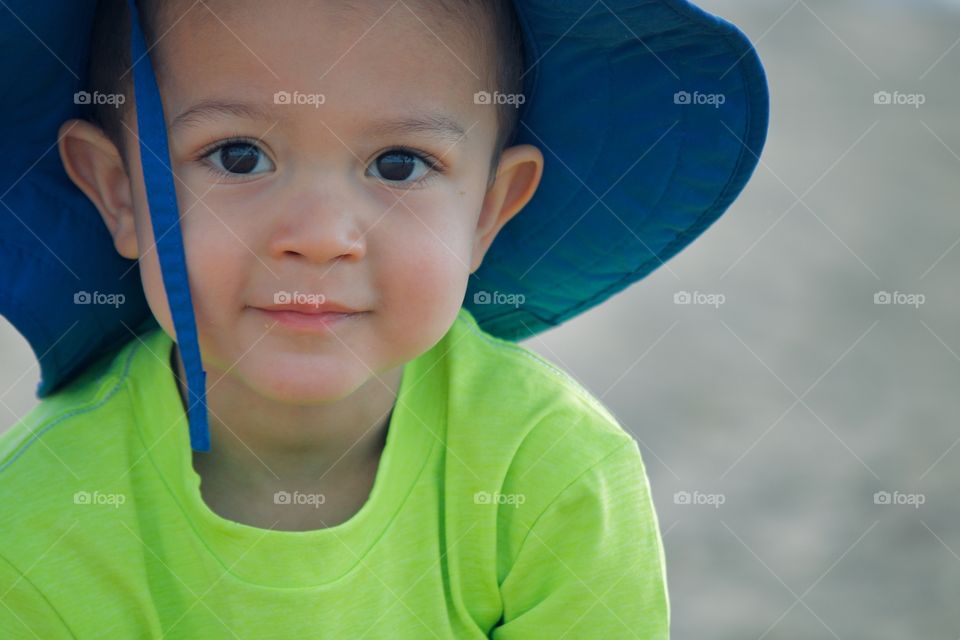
top-left (205, 141), bottom-right (274, 176)
top-left (375, 151), bottom-right (416, 181)
top-left (219, 143), bottom-right (260, 173)
top-left (369, 149), bottom-right (434, 183)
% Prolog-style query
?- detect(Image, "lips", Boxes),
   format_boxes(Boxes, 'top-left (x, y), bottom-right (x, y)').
top-left (253, 304), bottom-right (362, 334)
top-left (256, 301), bottom-right (359, 315)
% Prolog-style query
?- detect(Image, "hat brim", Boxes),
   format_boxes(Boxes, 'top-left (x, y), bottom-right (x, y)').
top-left (471, 0), bottom-right (769, 338)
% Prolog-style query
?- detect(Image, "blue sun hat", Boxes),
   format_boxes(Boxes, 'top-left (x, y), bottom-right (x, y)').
top-left (0, 0), bottom-right (769, 452)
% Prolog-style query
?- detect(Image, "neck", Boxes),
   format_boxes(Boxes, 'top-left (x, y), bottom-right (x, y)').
top-left (170, 343), bottom-right (403, 489)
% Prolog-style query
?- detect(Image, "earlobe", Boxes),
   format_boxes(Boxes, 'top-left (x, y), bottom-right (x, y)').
top-left (58, 119), bottom-right (139, 260)
top-left (471, 144), bottom-right (545, 273)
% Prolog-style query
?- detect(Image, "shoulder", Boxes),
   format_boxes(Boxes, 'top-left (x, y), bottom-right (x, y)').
top-left (448, 308), bottom-right (627, 428)
top-left (0, 332), bottom-right (167, 637)
top-left (447, 307), bottom-right (636, 470)
top-left (445, 308), bottom-right (651, 546)
top-left (0, 330), bottom-right (151, 535)
top-left (447, 314), bottom-right (668, 634)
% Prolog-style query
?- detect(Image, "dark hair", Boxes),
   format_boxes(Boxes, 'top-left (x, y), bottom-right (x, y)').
top-left (82, 0), bottom-right (162, 169)
top-left (83, 0), bottom-right (526, 184)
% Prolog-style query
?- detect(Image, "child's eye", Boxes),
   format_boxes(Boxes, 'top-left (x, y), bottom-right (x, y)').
top-left (367, 148), bottom-right (442, 186)
top-left (197, 141), bottom-right (441, 186)
top-left (202, 141), bottom-right (275, 177)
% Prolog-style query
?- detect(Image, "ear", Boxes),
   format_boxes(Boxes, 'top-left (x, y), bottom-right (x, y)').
top-left (471, 144), bottom-right (544, 274)
top-left (57, 119), bottom-right (139, 260)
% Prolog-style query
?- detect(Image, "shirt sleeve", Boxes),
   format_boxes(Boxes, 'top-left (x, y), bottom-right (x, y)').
top-left (492, 438), bottom-right (670, 639)
top-left (0, 553), bottom-right (75, 639)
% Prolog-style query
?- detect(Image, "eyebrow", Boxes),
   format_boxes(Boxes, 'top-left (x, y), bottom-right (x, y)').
top-left (361, 113), bottom-right (468, 143)
top-left (170, 100), bottom-right (276, 133)
top-left (170, 99), bottom-right (468, 143)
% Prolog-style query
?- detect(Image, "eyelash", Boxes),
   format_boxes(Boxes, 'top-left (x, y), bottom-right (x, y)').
top-left (195, 136), bottom-right (446, 188)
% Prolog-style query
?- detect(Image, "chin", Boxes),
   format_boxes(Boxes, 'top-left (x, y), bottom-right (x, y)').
top-left (247, 370), bottom-right (363, 405)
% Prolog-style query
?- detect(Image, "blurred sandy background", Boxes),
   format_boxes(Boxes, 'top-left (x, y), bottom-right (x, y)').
top-left (3, 0), bottom-right (958, 637)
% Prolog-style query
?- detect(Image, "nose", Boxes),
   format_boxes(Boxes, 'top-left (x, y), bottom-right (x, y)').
top-left (267, 189), bottom-right (367, 264)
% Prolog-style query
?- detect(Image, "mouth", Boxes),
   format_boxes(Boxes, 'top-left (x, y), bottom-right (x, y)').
top-left (257, 301), bottom-right (360, 315)
top-left (253, 307), bottom-right (364, 334)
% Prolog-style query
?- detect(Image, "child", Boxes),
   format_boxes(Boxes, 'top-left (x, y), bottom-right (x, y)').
top-left (0, 0), bottom-right (768, 637)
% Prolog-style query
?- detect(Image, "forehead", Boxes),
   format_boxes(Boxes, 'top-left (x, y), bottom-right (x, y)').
top-left (149, 0), bottom-right (492, 131)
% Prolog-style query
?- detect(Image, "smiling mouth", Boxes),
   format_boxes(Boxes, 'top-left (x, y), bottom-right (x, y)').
top-left (254, 307), bottom-right (363, 333)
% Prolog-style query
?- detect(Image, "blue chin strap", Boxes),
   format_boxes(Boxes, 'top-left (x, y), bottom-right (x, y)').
top-left (126, 0), bottom-right (210, 452)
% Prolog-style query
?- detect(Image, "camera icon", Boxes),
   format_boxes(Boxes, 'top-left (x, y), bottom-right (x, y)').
top-left (73, 91), bottom-right (91, 105)
top-left (474, 491), bottom-right (491, 504)
top-left (873, 491), bottom-right (891, 505)
top-left (673, 491), bottom-right (691, 504)
top-left (74, 291), bottom-right (92, 304)
top-left (274, 91), bottom-right (292, 105)
top-left (473, 291), bottom-right (491, 304)
top-left (274, 291), bottom-right (292, 304)
top-left (274, 491), bottom-right (291, 505)
top-left (474, 91), bottom-right (492, 105)
top-left (873, 91), bottom-right (892, 105)
top-left (673, 91), bottom-right (691, 105)
top-left (673, 291), bottom-right (691, 305)
top-left (73, 491), bottom-right (91, 504)
top-left (873, 291), bottom-right (891, 305)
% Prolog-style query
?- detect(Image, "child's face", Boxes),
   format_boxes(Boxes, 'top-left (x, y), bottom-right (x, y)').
top-left (72, 0), bottom-right (542, 403)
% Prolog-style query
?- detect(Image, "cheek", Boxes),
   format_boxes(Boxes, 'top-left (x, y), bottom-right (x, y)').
top-left (373, 243), bottom-right (468, 365)
top-left (374, 204), bottom-right (475, 334)
top-left (179, 212), bottom-right (249, 322)
top-left (143, 183), bottom-right (249, 334)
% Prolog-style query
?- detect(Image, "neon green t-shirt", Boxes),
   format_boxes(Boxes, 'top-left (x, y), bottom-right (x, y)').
top-left (0, 307), bottom-right (669, 638)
